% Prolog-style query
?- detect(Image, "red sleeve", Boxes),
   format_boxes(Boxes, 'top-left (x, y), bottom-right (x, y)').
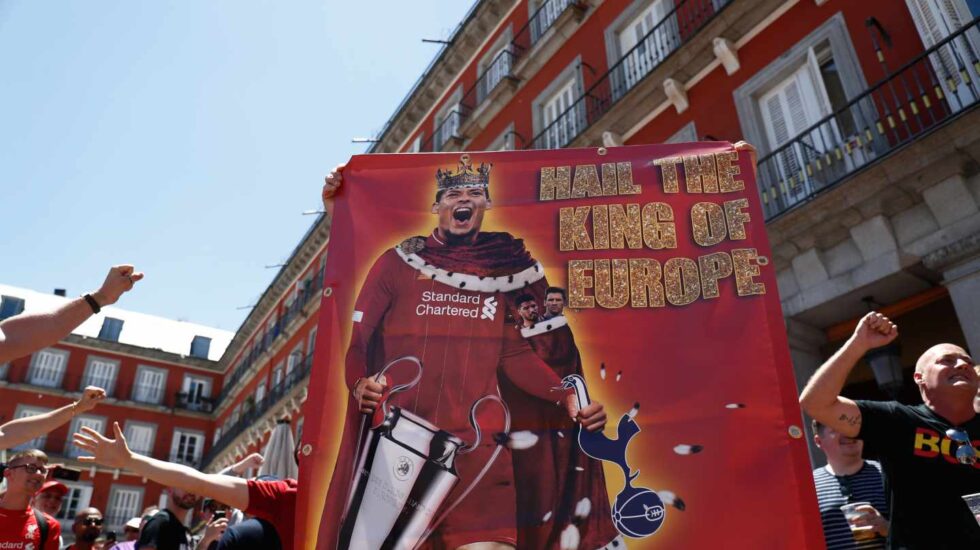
top-left (498, 317), bottom-right (565, 401)
top-left (244, 479), bottom-right (297, 528)
top-left (345, 251), bottom-right (398, 390)
top-left (43, 514), bottom-right (61, 550)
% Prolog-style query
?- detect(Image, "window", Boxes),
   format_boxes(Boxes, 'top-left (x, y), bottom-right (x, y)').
top-left (477, 29), bottom-right (515, 104)
top-left (435, 105), bottom-right (463, 151)
top-left (0, 295), bottom-right (25, 320)
top-left (171, 429), bottom-right (204, 465)
top-left (535, 62), bottom-right (585, 150)
top-left (28, 348), bottom-right (68, 388)
top-left (133, 366), bottom-right (167, 404)
top-left (66, 416), bottom-right (105, 458)
top-left (272, 363), bottom-right (284, 388)
top-left (488, 124), bottom-right (517, 151)
top-left (609, 0), bottom-right (679, 97)
top-left (98, 318), bottom-right (124, 342)
top-left (407, 134), bottom-right (424, 153)
top-left (190, 336), bottom-right (212, 359)
top-left (82, 357), bottom-right (119, 396)
top-left (255, 377), bottom-right (267, 405)
top-left (213, 426), bottom-right (223, 444)
top-left (307, 329), bottom-right (318, 359)
top-left (296, 416), bottom-right (305, 442)
top-left (124, 422), bottom-right (156, 456)
top-left (286, 348), bottom-right (303, 377)
top-left (665, 121), bottom-right (698, 144)
top-left (56, 483), bottom-right (93, 523)
top-left (530, 0), bottom-right (575, 43)
top-left (182, 375), bottom-right (212, 409)
top-left (906, 0), bottom-right (980, 112)
top-left (107, 487), bottom-right (143, 529)
top-left (0, 362), bottom-right (8, 381)
top-left (231, 403), bottom-right (242, 426)
top-left (12, 406), bottom-right (50, 451)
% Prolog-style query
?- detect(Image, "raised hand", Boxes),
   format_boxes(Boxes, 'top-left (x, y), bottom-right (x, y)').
top-left (231, 452), bottom-right (265, 476)
top-left (92, 265), bottom-right (144, 307)
top-left (73, 421), bottom-right (133, 469)
top-left (852, 312), bottom-right (898, 352)
top-left (322, 164), bottom-right (346, 206)
top-left (75, 386), bottom-right (107, 413)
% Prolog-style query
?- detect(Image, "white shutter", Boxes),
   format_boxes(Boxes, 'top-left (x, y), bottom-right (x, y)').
top-left (68, 417), bottom-right (105, 457)
top-left (906, 0), bottom-right (980, 93)
top-left (30, 349), bottom-right (67, 387)
top-left (84, 359), bottom-right (117, 395)
top-left (109, 488), bottom-right (142, 527)
top-left (172, 431), bottom-right (203, 463)
top-left (255, 380), bottom-right (266, 404)
top-left (135, 368), bottom-right (166, 403)
top-left (543, 78), bottom-right (578, 148)
top-left (13, 407), bottom-right (49, 450)
top-left (125, 424), bottom-right (155, 456)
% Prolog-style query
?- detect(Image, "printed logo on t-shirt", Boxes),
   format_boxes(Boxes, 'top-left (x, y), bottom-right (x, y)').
top-left (415, 290), bottom-right (494, 321)
top-left (912, 427), bottom-right (980, 468)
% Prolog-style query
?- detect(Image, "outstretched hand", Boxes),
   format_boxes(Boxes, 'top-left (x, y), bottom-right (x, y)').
top-left (73, 421), bottom-right (133, 469)
top-left (231, 452), bottom-right (264, 476)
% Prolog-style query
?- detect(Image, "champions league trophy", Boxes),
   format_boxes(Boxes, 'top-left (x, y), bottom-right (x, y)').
top-left (338, 356), bottom-right (511, 550)
top-left (561, 374), bottom-right (666, 539)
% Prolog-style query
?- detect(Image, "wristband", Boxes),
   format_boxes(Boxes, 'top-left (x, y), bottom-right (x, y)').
top-left (83, 294), bottom-right (101, 314)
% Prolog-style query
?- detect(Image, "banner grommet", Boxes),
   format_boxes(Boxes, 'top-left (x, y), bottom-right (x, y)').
top-left (788, 425), bottom-right (803, 439)
top-left (323, 287), bottom-right (333, 298)
top-left (302, 443), bottom-right (313, 456)
top-left (597, 147), bottom-right (608, 156)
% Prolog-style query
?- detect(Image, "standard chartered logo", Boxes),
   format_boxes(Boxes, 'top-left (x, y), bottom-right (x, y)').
top-left (415, 290), bottom-right (496, 321)
top-left (481, 297), bottom-right (497, 320)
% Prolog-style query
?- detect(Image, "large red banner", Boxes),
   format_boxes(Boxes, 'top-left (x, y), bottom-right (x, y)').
top-left (297, 143), bottom-right (823, 549)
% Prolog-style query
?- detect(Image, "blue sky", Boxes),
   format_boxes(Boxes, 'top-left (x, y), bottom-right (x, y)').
top-left (0, 1), bottom-right (473, 331)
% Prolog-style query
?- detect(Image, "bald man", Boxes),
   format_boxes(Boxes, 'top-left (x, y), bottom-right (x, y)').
top-left (800, 312), bottom-right (980, 549)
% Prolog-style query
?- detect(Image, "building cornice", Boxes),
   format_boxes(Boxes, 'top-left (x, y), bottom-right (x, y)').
top-left (62, 334), bottom-right (221, 372)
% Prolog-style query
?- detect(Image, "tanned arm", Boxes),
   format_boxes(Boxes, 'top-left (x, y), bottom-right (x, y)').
top-left (0, 265), bottom-right (143, 363)
top-left (74, 422), bottom-right (250, 511)
top-left (799, 312), bottom-right (897, 437)
top-left (0, 387), bottom-right (105, 450)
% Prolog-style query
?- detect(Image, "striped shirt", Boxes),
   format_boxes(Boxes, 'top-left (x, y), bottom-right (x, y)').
top-left (813, 461), bottom-right (889, 550)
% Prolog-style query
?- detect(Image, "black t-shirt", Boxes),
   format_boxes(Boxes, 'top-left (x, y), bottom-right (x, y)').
top-left (856, 400), bottom-right (980, 549)
top-left (137, 509), bottom-right (191, 550)
top-left (215, 518), bottom-right (281, 550)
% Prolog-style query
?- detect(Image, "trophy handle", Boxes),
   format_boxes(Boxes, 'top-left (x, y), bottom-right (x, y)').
top-left (373, 355), bottom-right (423, 418)
top-left (459, 394), bottom-right (512, 454)
top-left (561, 374), bottom-right (592, 410)
top-left (416, 395), bottom-right (511, 549)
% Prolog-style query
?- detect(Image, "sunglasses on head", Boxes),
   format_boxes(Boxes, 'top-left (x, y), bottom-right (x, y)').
top-left (8, 464), bottom-right (48, 475)
top-left (947, 428), bottom-right (978, 466)
top-left (81, 517), bottom-right (104, 527)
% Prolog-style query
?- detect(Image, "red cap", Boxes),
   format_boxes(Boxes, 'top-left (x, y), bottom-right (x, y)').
top-left (38, 480), bottom-right (69, 496)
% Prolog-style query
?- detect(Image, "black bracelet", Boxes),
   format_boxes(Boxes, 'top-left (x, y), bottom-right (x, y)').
top-left (83, 294), bottom-right (101, 314)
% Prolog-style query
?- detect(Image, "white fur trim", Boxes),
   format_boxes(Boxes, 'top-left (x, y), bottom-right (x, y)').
top-left (394, 245), bottom-right (545, 293)
top-left (520, 315), bottom-right (568, 338)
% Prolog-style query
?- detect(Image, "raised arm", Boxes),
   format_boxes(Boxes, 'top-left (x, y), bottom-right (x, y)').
top-left (73, 422), bottom-right (250, 511)
top-left (0, 387), bottom-right (105, 450)
top-left (0, 265), bottom-right (143, 363)
top-left (799, 312), bottom-right (897, 437)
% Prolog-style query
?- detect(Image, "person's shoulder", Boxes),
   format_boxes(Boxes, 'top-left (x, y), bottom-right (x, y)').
top-left (865, 459), bottom-right (884, 474)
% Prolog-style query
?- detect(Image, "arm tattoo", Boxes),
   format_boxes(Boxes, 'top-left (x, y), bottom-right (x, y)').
top-left (839, 413), bottom-right (861, 427)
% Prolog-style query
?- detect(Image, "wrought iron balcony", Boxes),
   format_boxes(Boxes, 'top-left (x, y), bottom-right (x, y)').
top-left (174, 391), bottom-right (215, 413)
top-left (512, 0), bottom-right (584, 62)
top-left (529, 0), bottom-right (729, 149)
top-left (758, 17), bottom-right (980, 220)
top-left (203, 353), bottom-right (313, 468)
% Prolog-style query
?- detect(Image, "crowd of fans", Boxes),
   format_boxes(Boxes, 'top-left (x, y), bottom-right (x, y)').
top-left (0, 165), bottom-right (976, 550)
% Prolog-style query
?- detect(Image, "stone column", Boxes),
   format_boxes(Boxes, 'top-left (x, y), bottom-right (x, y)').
top-left (924, 234), bottom-right (980, 357)
top-left (786, 318), bottom-right (827, 468)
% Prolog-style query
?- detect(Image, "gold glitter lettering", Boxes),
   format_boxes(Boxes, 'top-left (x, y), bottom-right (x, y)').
top-left (601, 163), bottom-right (618, 195)
top-left (641, 202), bottom-right (677, 249)
top-left (593, 205), bottom-right (610, 249)
top-left (698, 252), bottom-right (734, 299)
top-left (691, 202), bottom-right (727, 246)
top-left (732, 248), bottom-right (766, 296)
top-left (629, 258), bottom-right (665, 308)
top-left (716, 151), bottom-right (745, 192)
top-left (571, 164), bottom-right (603, 198)
top-left (683, 154), bottom-right (719, 193)
top-left (609, 203), bottom-right (643, 249)
top-left (664, 257), bottom-right (701, 306)
top-left (559, 207), bottom-right (593, 251)
top-left (540, 166), bottom-right (571, 200)
top-left (617, 162), bottom-right (641, 195)
top-left (568, 260), bottom-right (595, 308)
top-left (724, 199), bottom-right (751, 240)
top-left (594, 259), bottom-right (630, 308)
top-left (653, 157), bottom-right (681, 193)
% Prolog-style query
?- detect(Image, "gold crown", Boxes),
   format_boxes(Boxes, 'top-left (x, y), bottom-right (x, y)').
top-left (435, 158), bottom-right (492, 192)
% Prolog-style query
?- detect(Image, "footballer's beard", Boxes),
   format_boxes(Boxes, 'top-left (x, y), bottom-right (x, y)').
top-left (79, 530), bottom-right (100, 543)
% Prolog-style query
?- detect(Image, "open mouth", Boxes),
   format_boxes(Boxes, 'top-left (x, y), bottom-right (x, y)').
top-left (950, 373), bottom-right (971, 383)
top-left (453, 207), bottom-right (473, 223)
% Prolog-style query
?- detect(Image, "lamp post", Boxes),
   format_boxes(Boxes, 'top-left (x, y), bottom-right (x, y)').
top-left (866, 344), bottom-right (904, 398)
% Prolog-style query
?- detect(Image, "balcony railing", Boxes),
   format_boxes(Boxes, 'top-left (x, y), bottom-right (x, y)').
top-left (458, 48), bottom-right (519, 122)
top-left (512, 0), bottom-right (581, 61)
top-left (758, 17), bottom-right (980, 220)
top-left (216, 268), bottom-right (323, 406)
top-left (530, 0), bottom-right (729, 149)
top-left (203, 352), bottom-right (313, 467)
top-left (174, 391), bottom-right (215, 413)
